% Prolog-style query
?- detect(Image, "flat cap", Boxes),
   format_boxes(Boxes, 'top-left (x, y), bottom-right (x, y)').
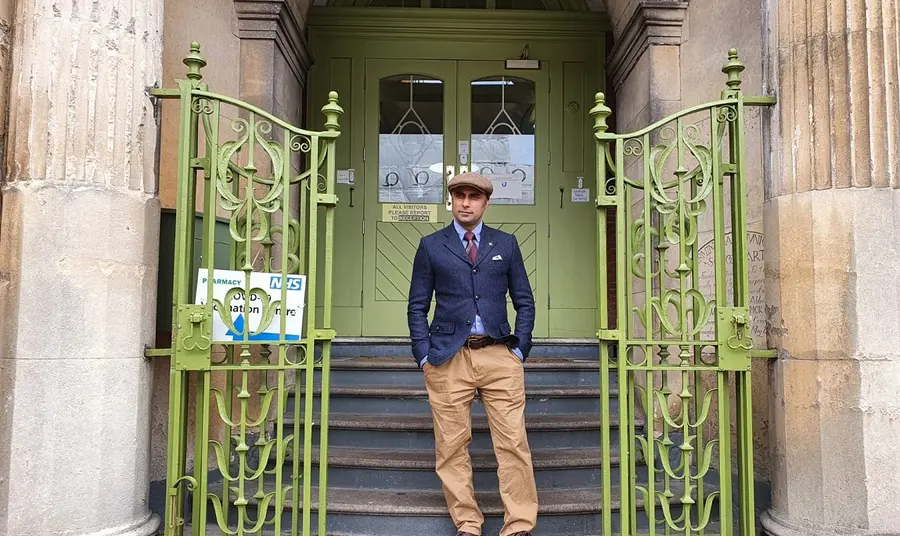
top-left (447, 171), bottom-right (493, 197)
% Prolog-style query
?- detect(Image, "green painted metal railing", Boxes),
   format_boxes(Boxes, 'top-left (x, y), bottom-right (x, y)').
top-left (151, 42), bottom-right (343, 536)
top-left (590, 49), bottom-right (775, 536)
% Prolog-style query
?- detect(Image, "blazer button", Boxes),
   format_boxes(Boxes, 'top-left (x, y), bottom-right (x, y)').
top-left (474, 295), bottom-right (479, 300)
top-left (473, 268), bottom-right (477, 274)
top-left (466, 320), bottom-right (471, 325)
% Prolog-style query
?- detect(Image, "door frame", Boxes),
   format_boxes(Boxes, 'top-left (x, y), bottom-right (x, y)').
top-left (306, 8), bottom-right (609, 337)
top-left (360, 58), bottom-right (552, 337)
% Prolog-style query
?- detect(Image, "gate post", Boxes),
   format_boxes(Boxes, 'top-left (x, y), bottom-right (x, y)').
top-left (0, 2), bottom-right (164, 535)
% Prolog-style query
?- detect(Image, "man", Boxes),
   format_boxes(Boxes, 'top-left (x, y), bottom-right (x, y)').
top-left (407, 171), bottom-right (539, 536)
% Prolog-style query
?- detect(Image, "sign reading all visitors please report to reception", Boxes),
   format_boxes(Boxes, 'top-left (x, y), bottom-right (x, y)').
top-left (382, 203), bottom-right (438, 223)
top-left (194, 269), bottom-right (306, 343)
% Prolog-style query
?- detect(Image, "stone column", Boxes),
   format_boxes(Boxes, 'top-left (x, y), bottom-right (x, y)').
top-left (0, 1), bottom-right (163, 535)
top-left (605, 0), bottom-right (687, 130)
top-left (234, 0), bottom-right (313, 125)
top-left (761, 0), bottom-right (900, 534)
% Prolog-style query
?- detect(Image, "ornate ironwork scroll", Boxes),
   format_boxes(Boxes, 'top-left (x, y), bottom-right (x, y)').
top-left (590, 49), bottom-right (776, 536)
top-left (152, 42), bottom-right (343, 536)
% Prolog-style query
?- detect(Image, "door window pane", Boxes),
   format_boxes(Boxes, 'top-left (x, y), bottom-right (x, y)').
top-left (379, 75), bottom-right (444, 203)
top-left (470, 76), bottom-right (535, 205)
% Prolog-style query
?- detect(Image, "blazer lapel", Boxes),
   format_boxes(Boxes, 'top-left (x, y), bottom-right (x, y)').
top-left (473, 226), bottom-right (497, 267)
top-left (442, 224), bottom-right (471, 265)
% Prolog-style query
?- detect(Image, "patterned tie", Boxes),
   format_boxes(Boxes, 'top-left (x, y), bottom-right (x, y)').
top-left (464, 231), bottom-right (478, 264)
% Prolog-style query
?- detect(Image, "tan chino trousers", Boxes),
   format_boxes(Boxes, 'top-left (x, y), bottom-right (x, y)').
top-left (423, 343), bottom-right (539, 536)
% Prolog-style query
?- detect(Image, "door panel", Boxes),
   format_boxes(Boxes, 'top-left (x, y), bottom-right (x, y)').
top-left (374, 221), bottom-right (445, 302)
top-left (310, 56), bottom-right (363, 335)
top-left (456, 61), bottom-right (549, 338)
top-left (547, 60), bottom-right (599, 337)
top-left (361, 59), bottom-right (551, 337)
top-left (362, 60), bottom-right (456, 335)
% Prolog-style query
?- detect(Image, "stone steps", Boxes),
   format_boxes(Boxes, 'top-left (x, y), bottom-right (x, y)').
top-left (198, 354), bottom-right (716, 536)
top-left (298, 410), bottom-right (629, 450)
top-left (284, 446), bottom-right (620, 490)
top-left (201, 481), bottom-right (703, 535)
top-left (319, 356), bottom-right (611, 389)
top-left (290, 383), bottom-right (617, 415)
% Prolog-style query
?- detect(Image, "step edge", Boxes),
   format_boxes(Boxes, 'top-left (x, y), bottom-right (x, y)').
top-left (287, 412), bottom-right (642, 430)
top-left (280, 447), bottom-right (624, 469)
top-left (294, 386), bottom-right (619, 397)
top-left (328, 359), bottom-right (604, 371)
top-left (226, 485), bottom-right (701, 516)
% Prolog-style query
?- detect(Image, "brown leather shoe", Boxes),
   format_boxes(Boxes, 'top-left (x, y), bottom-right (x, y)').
top-left (455, 532), bottom-right (477, 536)
top-left (509, 532), bottom-right (533, 536)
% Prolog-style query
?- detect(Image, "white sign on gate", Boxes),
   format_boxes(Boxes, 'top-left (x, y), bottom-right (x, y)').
top-left (194, 269), bottom-right (306, 343)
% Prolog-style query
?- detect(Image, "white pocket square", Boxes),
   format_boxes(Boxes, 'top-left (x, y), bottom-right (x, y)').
top-left (492, 255), bottom-right (503, 261)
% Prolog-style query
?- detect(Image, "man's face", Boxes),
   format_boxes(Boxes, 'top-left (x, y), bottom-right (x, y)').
top-left (450, 186), bottom-right (490, 228)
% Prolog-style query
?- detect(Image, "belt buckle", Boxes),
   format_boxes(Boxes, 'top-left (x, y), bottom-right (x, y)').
top-left (467, 336), bottom-right (489, 350)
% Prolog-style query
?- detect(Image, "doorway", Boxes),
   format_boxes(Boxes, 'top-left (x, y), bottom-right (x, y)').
top-left (306, 8), bottom-right (607, 338)
top-left (362, 59), bottom-right (549, 336)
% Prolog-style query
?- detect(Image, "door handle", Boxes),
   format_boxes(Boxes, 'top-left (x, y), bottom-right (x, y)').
top-left (446, 165), bottom-right (455, 211)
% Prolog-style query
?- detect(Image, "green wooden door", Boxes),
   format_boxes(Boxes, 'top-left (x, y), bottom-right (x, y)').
top-left (455, 60), bottom-right (549, 338)
top-left (361, 58), bottom-right (552, 337)
top-left (362, 59), bottom-right (457, 335)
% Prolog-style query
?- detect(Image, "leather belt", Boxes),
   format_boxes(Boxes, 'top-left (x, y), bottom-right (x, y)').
top-left (466, 335), bottom-right (500, 350)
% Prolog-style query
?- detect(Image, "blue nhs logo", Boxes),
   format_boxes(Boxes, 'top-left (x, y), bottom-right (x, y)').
top-left (269, 276), bottom-right (303, 291)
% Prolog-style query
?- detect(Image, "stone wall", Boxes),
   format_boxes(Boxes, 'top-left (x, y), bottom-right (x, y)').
top-left (149, 0), bottom-right (244, 498)
top-left (678, 0), bottom-right (774, 486)
top-left (0, 0), bottom-right (12, 208)
top-left (157, 0), bottom-right (243, 211)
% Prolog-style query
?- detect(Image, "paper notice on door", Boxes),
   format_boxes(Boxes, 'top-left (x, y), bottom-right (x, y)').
top-left (471, 134), bottom-right (535, 205)
top-left (571, 188), bottom-right (590, 203)
top-left (382, 203), bottom-right (438, 223)
top-left (489, 175), bottom-right (523, 199)
top-left (337, 169), bottom-right (353, 184)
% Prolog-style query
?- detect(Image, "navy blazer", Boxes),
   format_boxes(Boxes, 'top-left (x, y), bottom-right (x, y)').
top-left (407, 223), bottom-right (536, 366)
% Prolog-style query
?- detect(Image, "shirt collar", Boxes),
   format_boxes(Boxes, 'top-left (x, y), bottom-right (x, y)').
top-left (453, 219), bottom-right (483, 242)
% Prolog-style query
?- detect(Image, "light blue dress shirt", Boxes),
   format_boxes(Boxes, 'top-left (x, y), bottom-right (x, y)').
top-left (420, 220), bottom-right (524, 367)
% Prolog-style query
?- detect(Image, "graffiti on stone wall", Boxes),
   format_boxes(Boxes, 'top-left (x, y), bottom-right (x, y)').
top-left (697, 231), bottom-right (765, 344)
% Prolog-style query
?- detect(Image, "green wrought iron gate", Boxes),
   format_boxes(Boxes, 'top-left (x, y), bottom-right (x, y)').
top-left (590, 50), bottom-right (775, 536)
top-left (150, 42), bottom-right (774, 536)
top-left (151, 43), bottom-right (343, 536)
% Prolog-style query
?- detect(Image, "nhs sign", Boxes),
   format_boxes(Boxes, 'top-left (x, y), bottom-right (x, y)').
top-left (269, 275), bottom-right (304, 291)
top-left (195, 269), bottom-right (307, 343)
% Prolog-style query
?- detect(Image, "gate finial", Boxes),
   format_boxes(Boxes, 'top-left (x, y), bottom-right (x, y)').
top-left (722, 48), bottom-right (745, 92)
top-left (184, 42), bottom-right (207, 81)
top-left (589, 92), bottom-right (612, 134)
top-left (322, 91), bottom-right (344, 132)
